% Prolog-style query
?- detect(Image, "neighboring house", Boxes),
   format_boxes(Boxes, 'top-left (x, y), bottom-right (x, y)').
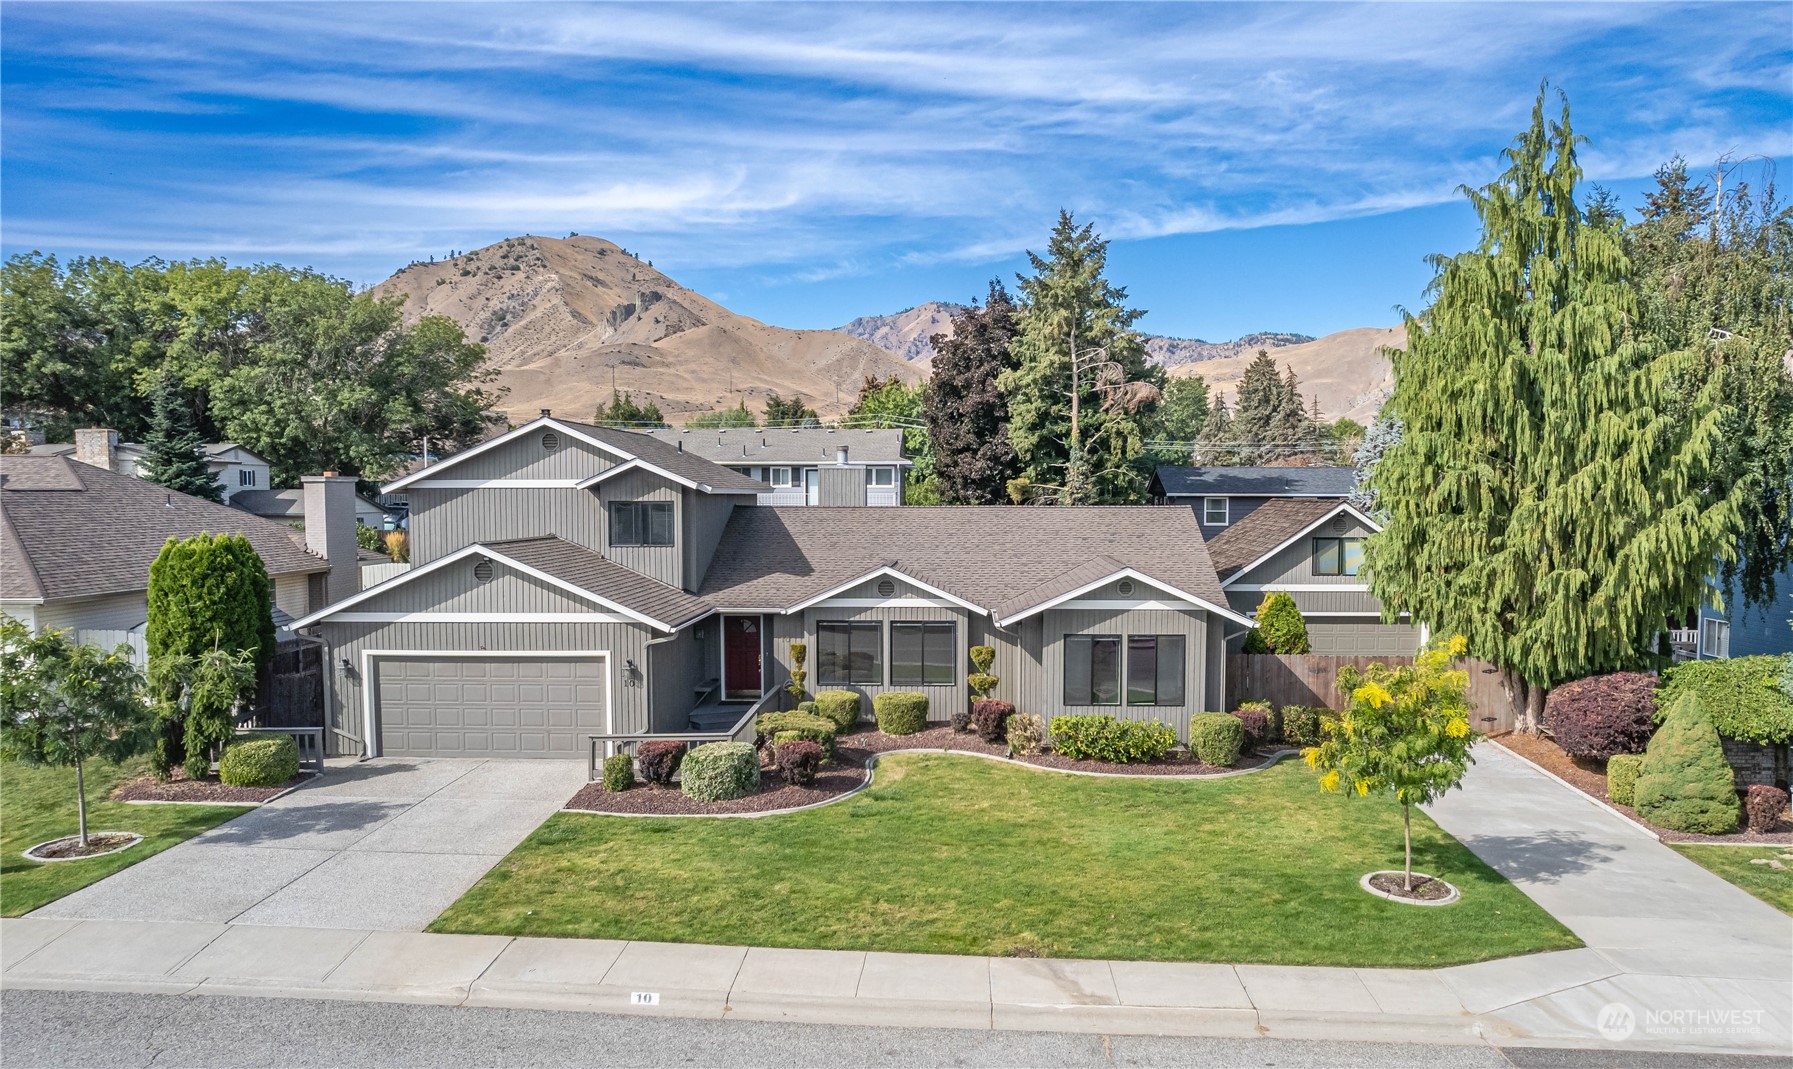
top-left (292, 416), bottom-right (1252, 760)
top-left (232, 488), bottom-right (399, 530)
top-left (1677, 564), bottom-right (1793, 660)
top-left (30, 428), bottom-right (273, 504)
top-left (1150, 466), bottom-right (1357, 542)
top-left (0, 456), bottom-right (363, 656)
top-left (633, 427), bottom-right (910, 505)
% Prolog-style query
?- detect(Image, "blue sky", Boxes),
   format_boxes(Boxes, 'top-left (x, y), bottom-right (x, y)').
top-left (2, 3), bottom-right (1788, 340)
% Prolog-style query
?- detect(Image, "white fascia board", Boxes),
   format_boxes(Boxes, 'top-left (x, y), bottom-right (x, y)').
top-left (383, 417), bottom-right (642, 494)
top-left (327, 612), bottom-right (638, 624)
top-left (289, 544), bottom-right (486, 627)
top-left (782, 566), bottom-right (987, 617)
top-left (1228, 583), bottom-right (1372, 592)
top-left (577, 457), bottom-right (763, 496)
top-left (997, 567), bottom-right (1255, 628)
top-left (1218, 503), bottom-right (1385, 589)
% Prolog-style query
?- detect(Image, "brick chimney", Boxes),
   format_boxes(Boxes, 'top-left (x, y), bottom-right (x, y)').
top-left (74, 427), bottom-right (119, 472)
top-left (302, 473), bottom-right (361, 608)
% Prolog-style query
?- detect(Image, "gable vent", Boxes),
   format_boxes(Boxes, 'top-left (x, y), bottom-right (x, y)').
top-left (541, 431), bottom-right (561, 453)
top-left (1116, 579), bottom-right (1136, 596)
top-left (876, 578), bottom-right (897, 597)
top-left (1330, 516), bottom-right (1348, 534)
top-left (474, 559), bottom-right (495, 583)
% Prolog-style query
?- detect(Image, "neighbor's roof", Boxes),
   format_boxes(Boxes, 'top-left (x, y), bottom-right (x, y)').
top-left (1205, 498), bottom-right (1345, 581)
top-left (697, 506), bottom-right (1247, 625)
top-left (231, 488), bottom-right (392, 518)
top-left (1154, 466), bottom-right (1357, 498)
top-left (0, 456), bottom-right (327, 603)
top-left (631, 427), bottom-right (911, 467)
top-left (28, 440), bottom-right (263, 463)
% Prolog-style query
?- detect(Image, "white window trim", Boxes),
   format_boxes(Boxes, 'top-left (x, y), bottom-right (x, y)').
top-left (785, 565), bottom-right (988, 617)
top-left (359, 649), bottom-right (611, 760)
top-left (997, 567), bottom-right (1255, 628)
top-left (1203, 497), bottom-right (1229, 526)
top-left (869, 466), bottom-right (896, 487)
top-left (1699, 617), bottom-right (1730, 659)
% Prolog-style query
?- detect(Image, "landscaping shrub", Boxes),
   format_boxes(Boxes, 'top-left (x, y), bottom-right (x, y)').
top-left (774, 740), bottom-right (825, 787)
top-left (636, 740), bottom-right (685, 787)
top-left (1236, 699), bottom-right (1274, 739)
top-left (970, 699), bottom-right (1013, 742)
top-left (1605, 753), bottom-right (1643, 806)
top-left (797, 701), bottom-right (817, 715)
top-left (1280, 705), bottom-right (1324, 747)
top-left (680, 742), bottom-right (760, 802)
top-left (1746, 784), bottom-right (1789, 835)
top-left (1544, 671), bottom-right (1657, 759)
top-left (1251, 592), bottom-right (1310, 654)
top-left (1634, 695), bottom-right (1742, 834)
top-left (949, 705), bottom-right (972, 733)
top-left (968, 646), bottom-right (999, 699)
top-left (812, 690), bottom-right (862, 733)
top-left (1005, 713), bottom-right (1045, 755)
top-left (1188, 713), bottom-right (1245, 768)
top-left (217, 735), bottom-right (298, 787)
top-left (756, 711), bottom-right (836, 756)
top-left (1230, 707), bottom-right (1269, 752)
top-left (1658, 656), bottom-right (1793, 745)
top-left (1048, 715), bottom-right (1175, 763)
top-left (874, 692), bottom-right (929, 735)
top-left (602, 752), bottom-right (635, 792)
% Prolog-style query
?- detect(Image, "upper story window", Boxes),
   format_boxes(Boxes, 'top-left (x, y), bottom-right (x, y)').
top-left (770, 466), bottom-right (795, 487)
top-left (890, 621), bottom-right (955, 686)
top-left (1203, 497), bottom-right (1228, 525)
top-left (609, 501), bottom-right (674, 547)
top-left (1700, 618), bottom-right (1730, 659)
top-left (238, 469), bottom-right (257, 487)
top-left (816, 621), bottom-right (882, 684)
top-left (1312, 536), bottom-right (1365, 576)
top-left (869, 467), bottom-right (896, 487)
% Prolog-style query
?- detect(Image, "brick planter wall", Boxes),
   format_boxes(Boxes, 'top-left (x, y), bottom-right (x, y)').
top-left (1721, 736), bottom-right (1789, 790)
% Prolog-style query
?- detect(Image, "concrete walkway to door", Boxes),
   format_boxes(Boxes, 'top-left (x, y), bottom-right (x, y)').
top-left (29, 758), bottom-right (585, 932)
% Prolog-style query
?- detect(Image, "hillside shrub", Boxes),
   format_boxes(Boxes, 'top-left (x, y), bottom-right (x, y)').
top-left (812, 691), bottom-right (862, 733)
top-left (602, 752), bottom-right (635, 792)
top-left (680, 742), bottom-right (760, 802)
top-left (1230, 708), bottom-right (1269, 752)
top-left (1658, 656), bottom-right (1793, 744)
top-left (1006, 713), bottom-right (1045, 755)
top-left (636, 740), bottom-right (685, 787)
top-left (1544, 671), bottom-right (1658, 759)
top-left (1188, 713), bottom-right (1245, 768)
top-left (774, 740), bottom-right (824, 787)
top-left (874, 692), bottom-right (929, 735)
top-left (1048, 715), bottom-right (1175, 763)
top-left (1605, 754), bottom-right (1643, 806)
top-left (756, 711), bottom-right (836, 757)
top-left (1634, 695), bottom-right (1742, 834)
top-left (971, 699), bottom-right (1013, 742)
top-left (1253, 592), bottom-right (1311, 654)
top-left (217, 735), bottom-right (298, 787)
top-left (1280, 705), bottom-right (1325, 747)
top-left (1746, 784), bottom-right (1788, 835)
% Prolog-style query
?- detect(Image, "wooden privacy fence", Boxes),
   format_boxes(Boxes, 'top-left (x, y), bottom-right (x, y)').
top-left (1226, 654), bottom-right (1515, 734)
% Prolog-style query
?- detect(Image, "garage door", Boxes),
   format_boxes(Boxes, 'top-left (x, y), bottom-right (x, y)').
top-left (1306, 621), bottom-right (1422, 656)
top-left (374, 657), bottom-right (607, 759)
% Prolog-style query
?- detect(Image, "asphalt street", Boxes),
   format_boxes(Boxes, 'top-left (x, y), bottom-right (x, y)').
top-left (2, 990), bottom-right (1786, 1069)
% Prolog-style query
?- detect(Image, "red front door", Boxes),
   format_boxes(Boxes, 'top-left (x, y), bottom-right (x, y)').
top-left (723, 615), bottom-right (763, 700)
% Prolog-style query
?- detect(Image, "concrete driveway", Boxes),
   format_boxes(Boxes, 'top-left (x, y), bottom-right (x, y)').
top-left (30, 758), bottom-right (586, 932)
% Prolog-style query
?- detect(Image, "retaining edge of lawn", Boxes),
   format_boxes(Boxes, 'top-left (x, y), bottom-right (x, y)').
top-left (562, 747), bottom-right (1304, 820)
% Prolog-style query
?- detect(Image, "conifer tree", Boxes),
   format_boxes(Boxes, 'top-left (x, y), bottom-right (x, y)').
top-left (141, 372), bottom-right (222, 502)
top-left (1365, 88), bottom-right (1738, 732)
top-left (1194, 394), bottom-right (1234, 465)
top-left (592, 389), bottom-right (664, 427)
top-left (925, 281), bottom-right (1020, 504)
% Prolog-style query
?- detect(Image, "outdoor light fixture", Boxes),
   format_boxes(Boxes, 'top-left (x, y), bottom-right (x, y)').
top-left (625, 658), bottom-right (639, 673)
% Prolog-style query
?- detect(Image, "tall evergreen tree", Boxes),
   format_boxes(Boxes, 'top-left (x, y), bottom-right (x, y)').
top-left (1193, 393), bottom-right (1234, 465)
top-left (592, 389), bottom-right (664, 427)
top-left (762, 392), bottom-right (818, 426)
top-left (141, 372), bottom-right (222, 502)
top-left (1154, 375), bottom-right (1210, 455)
top-left (924, 281), bottom-right (1020, 504)
top-left (1365, 88), bottom-right (1738, 733)
top-left (1229, 350), bottom-right (1285, 460)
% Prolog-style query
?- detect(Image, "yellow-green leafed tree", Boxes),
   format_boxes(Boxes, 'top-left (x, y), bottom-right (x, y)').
top-left (1305, 636), bottom-right (1477, 891)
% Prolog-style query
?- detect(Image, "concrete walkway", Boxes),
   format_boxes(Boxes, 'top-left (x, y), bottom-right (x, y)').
top-left (29, 758), bottom-right (586, 931)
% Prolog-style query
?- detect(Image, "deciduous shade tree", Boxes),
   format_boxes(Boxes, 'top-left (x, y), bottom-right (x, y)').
top-left (1364, 88), bottom-right (1738, 733)
top-left (139, 372), bottom-right (223, 502)
top-left (0, 620), bottom-right (151, 847)
top-left (924, 281), bottom-right (1020, 504)
top-left (1304, 637), bottom-right (1477, 891)
top-left (686, 400), bottom-right (757, 428)
top-left (1633, 693), bottom-right (1742, 835)
top-left (847, 375), bottom-right (935, 497)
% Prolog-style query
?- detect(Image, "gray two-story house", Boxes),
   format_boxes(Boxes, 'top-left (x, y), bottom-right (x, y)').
top-left (633, 426), bottom-right (911, 506)
top-left (293, 416), bottom-right (1254, 763)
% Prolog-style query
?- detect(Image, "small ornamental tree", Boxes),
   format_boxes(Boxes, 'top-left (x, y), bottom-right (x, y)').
top-left (1252, 592), bottom-right (1310, 655)
top-left (149, 642), bottom-right (258, 780)
top-left (968, 645), bottom-right (999, 699)
top-left (1305, 636), bottom-right (1477, 891)
top-left (786, 641), bottom-right (808, 704)
top-left (0, 620), bottom-right (151, 847)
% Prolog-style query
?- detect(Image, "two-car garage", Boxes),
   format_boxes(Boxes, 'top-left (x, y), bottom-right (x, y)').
top-left (370, 655), bottom-right (609, 759)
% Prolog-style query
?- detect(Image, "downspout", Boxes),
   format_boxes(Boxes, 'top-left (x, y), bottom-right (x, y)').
top-left (643, 629), bottom-right (681, 736)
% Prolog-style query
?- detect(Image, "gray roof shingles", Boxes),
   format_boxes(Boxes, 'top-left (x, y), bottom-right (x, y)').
top-left (1, 456), bottom-right (327, 602)
top-left (1155, 466), bottom-right (1357, 498)
top-left (486, 536), bottom-right (713, 628)
top-left (1206, 498), bottom-right (1347, 580)
top-left (630, 427), bottom-right (909, 467)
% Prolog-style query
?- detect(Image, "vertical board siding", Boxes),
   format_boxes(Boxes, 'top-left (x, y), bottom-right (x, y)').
top-left (818, 466), bottom-right (866, 506)
top-left (647, 625), bottom-right (707, 731)
top-left (1226, 654), bottom-right (1513, 732)
top-left (408, 487), bottom-right (604, 565)
top-left (799, 600), bottom-right (972, 723)
top-left (432, 430), bottom-right (616, 481)
top-left (272, 575), bottom-right (312, 618)
top-left (1194, 496), bottom-right (1270, 541)
top-left (682, 492), bottom-right (738, 590)
top-left (344, 556), bottom-right (595, 614)
top-left (1232, 512), bottom-right (1378, 587)
top-left (1227, 588), bottom-right (1387, 616)
top-left (596, 468), bottom-right (682, 587)
top-left (1037, 607), bottom-right (1214, 741)
top-left (34, 592), bottom-right (149, 632)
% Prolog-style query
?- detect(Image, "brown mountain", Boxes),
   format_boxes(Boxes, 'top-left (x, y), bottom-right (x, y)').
top-left (378, 235), bottom-right (920, 424)
top-left (1169, 325), bottom-right (1404, 424)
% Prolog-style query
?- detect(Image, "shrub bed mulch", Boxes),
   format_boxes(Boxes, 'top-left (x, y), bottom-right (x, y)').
top-left (1494, 732), bottom-right (1792, 845)
top-left (564, 724), bottom-right (1287, 815)
top-left (109, 770), bottom-right (303, 806)
top-left (1367, 872), bottom-right (1455, 901)
top-left (26, 832), bottom-right (141, 860)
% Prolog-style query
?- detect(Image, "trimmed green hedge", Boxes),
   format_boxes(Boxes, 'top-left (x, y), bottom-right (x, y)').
top-left (874, 692), bottom-right (929, 735)
top-left (1047, 715), bottom-right (1175, 763)
top-left (757, 711), bottom-right (837, 756)
top-left (1606, 753), bottom-right (1643, 806)
top-left (218, 735), bottom-right (298, 787)
top-left (681, 742), bottom-right (760, 802)
top-left (1188, 713), bottom-right (1245, 768)
top-left (602, 752), bottom-right (635, 792)
top-left (1635, 695), bottom-right (1741, 834)
top-left (1658, 656), bottom-right (1793, 744)
top-left (812, 691), bottom-right (862, 733)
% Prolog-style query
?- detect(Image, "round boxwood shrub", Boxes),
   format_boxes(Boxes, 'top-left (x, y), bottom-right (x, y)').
top-left (1605, 753), bottom-right (1643, 806)
top-left (774, 740), bottom-right (824, 786)
top-left (812, 691), bottom-right (862, 733)
top-left (874, 692), bottom-right (929, 735)
top-left (1544, 671), bottom-right (1657, 759)
top-left (1188, 713), bottom-right (1245, 768)
top-left (602, 752), bottom-right (635, 792)
top-left (756, 711), bottom-right (836, 756)
top-left (680, 742), bottom-right (760, 802)
top-left (1634, 695), bottom-right (1742, 834)
top-left (636, 740), bottom-right (685, 787)
top-left (217, 735), bottom-right (298, 787)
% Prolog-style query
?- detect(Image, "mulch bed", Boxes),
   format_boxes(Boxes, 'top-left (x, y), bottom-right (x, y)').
top-left (110, 770), bottom-right (303, 805)
top-left (1368, 872), bottom-right (1455, 901)
top-left (564, 725), bottom-right (1287, 815)
top-left (26, 832), bottom-right (140, 860)
top-left (1494, 732), bottom-right (1793, 845)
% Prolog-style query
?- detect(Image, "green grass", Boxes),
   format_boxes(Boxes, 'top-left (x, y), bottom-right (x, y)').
top-left (2, 757), bottom-right (247, 917)
top-left (1673, 844), bottom-right (1793, 915)
top-left (432, 754), bottom-right (1578, 966)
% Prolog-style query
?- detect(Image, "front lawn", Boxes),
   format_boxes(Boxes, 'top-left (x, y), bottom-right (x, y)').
top-left (1673, 845), bottom-right (1793, 915)
top-left (1, 758), bottom-right (247, 917)
top-left (432, 754), bottom-right (1578, 966)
